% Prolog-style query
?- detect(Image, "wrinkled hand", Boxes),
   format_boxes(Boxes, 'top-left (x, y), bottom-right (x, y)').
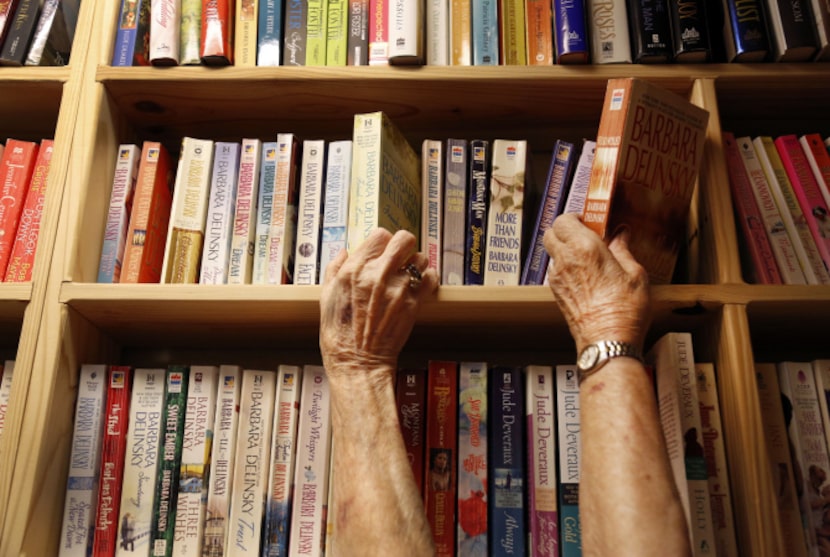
top-left (543, 214), bottom-right (651, 354)
top-left (320, 228), bottom-right (439, 382)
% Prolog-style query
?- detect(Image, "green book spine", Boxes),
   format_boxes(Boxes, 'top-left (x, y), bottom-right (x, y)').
top-left (179, 0), bottom-right (202, 64)
top-left (325, 0), bottom-right (347, 64)
top-left (305, 0), bottom-right (328, 64)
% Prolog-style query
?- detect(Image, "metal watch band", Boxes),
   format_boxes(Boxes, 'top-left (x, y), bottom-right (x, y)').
top-left (576, 340), bottom-right (644, 385)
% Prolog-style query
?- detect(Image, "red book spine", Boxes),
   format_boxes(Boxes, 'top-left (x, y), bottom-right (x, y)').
top-left (396, 367), bottom-right (427, 498)
top-left (424, 360), bottom-right (458, 557)
top-left (200, 0), bottom-right (234, 63)
top-left (4, 139), bottom-right (53, 282)
top-left (802, 133), bottom-right (830, 195)
top-left (0, 139), bottom-right (39, 274)
top-left (92, 366), bottom-right (132, 557)
top-left (722, 132), bottom-right (783, 284)
top-left (367, 0), bottom-right (387, 64)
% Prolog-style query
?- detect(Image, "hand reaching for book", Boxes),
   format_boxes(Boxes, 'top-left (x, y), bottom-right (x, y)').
top-left (543, 213), bottom-right (651, 354)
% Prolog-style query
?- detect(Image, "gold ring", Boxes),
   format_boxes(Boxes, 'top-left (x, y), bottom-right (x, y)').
top-left (403, 263), bottom-right (422, 289)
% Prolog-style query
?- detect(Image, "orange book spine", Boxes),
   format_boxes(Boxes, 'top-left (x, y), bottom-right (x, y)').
top-left (0, 139), bottom-right (39, 273)
top-left (4, 139), bottom-right (53, 282)
top-left (201, 0), bottom-right (234, 64)
top-left (121, 142), bottom-right (173, 283)
top-left (525, 0), bottom-right (553, 65)
top-left (450, 0), bottom-right (472, 64)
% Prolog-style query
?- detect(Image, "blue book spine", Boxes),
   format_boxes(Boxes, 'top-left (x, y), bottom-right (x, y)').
top-left (724, 0), bottom-right (770, 60)
top-left (488, 366), bottom-right (526, 557)
top-left (552, 0), bottom-right (589, 63)
top-left (258, 0), bottom-right (284, 65)
top-left (556, 365), bottom-right (582, 557)
top-left (471, 0), bottom-right (498, 64)
top-left (111, 0), bottom-right (149, 65)
top-left (464, 140), bottom-right (489, 285)
top-left (521, 140), bottom-right (576, 285)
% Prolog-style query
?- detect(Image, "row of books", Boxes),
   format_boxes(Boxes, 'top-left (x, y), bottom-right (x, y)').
top-left (0, 138), bottom-right (53, 282)
top-left (723, 132), bottom-right (830, 285)
top-left (0, 0), bottom-right (81, 66)
top-left (0, 359), bottom-right (16, 441)
top-left (756, 359), bottom-right (830, 557)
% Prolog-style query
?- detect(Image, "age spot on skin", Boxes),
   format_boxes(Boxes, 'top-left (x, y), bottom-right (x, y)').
top-left (340, 303), bottom-right (353, 325)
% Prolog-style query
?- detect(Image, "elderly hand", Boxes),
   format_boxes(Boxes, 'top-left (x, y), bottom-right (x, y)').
top-left (543, 213), bottom-right (651, 354)
top-left (319, 228), bottom-right (439, 384)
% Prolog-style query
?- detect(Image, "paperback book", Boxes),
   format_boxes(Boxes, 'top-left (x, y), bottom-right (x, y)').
top-left (293, 140), bottom-right (326, 285)
top-left (556, 364), bottom-right (581, 557)
top-left (421, 139), bottom-right (443, 276)
top-left (442, 139), bottom-right (468, 285)
top-left (465, 140), bottom-right (489, 285)
top-left (319, 140), bottom-right (352, 282)
top-left (457, 362), bottom-right (487, 556)
top-left (396, 367), bottom-right (427, 497)
top-left (227, 139), bottom-right (261, 284)
top-left (200, 141), bottom-right (241, 285)
top-left (98, 144), bottom-right (141, 283)
top-left (526, 365), bottom-right (558, 557)
top-left (253, 142), bottom-right (277, 284)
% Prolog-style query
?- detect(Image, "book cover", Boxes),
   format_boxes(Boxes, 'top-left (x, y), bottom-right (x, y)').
top-left (457, 362), bottom-right (487, 557)
top-left (0, 360), bottom-right (13, 438)
top-left (319, 140), bottom-right (352, 282)
top-left (253, 142), bottom-right (277, 284)
top-left (347, 111), bottom-right (421, 253)
top-left (721, 0), bottom-right (771, 61)
top-left (627, 0), bottom-right (672, 62)
top-left (556, 364), bottom-right (581, 556)
top-left (395, 367), bottom-right (427, 498)
top-left (268, 133), bottom-right (299, 285)
top-left (562, 138), bottom-right (596, 215)
top-left (525, 0), bottom-right (553, 64)
top-left (722, 132), bottom-right (782, 285)
top-left (98, 144), bottom-right (141, 284)
top-left (736, 136), bottom-right (806, 285)
top-left (426, 0), bottom-right (449, 65)
top-left (499, 0), bottom-right (526, 63)
top-left (162, 137), bottom-right (215, 283)
top-left (521, 140), bottom-right (576, 285)
top-left (586, 0), bottom-right (632, 63)
top-left (179, 0), bottom-right (202, 63)
top-left (442, 139), bottom-right (467, 285)
top-left (121, 142), bottom-right (174, 284)
top-left (471, 0), bottom-right (497, 64)
top-left (421, 139), bottom-right (443, 276)
top-left (199, 141), bottom-right (241, 285)
top-left (226, 369), bottom-right (276, 557)
top-left (288, 365), bottom-right (332, 557)
top-left (526, 365), bottom-right (557, 557)
top-left (115, 368), bottom-right (166, 557)
top-left (765, 0), bottom-right (819, 61)
top-left (465, 139), bottom-right (489, 285)
top-left (202, 365), bottom-right (243, 555)
top-left (754, 362), bottom-right (809, 557)
top-left (235, 0), bottom-right (258, 65)
top-left (325, 0), bottom-right (347, 65)
top-left (257, 0), bottom-right (283, 64)
top-left (346, 0), bottom-right (369, 64)
top-left (695, 362), bottom-right (739, 557)
top-left (263, 365), bottom-right (303, 557)
top-left (305, 0), bottom-right (327, 65)
top-left (667, 0), bottom-right (712, 61)
top-left (647, 332), bottom-right (717, 556)
top-left (150, 0), bottom-right (181, 64)
top-left (58, 364), bottom-right (107, 557)
top-left (293, 140), bottom-right (326, 285)
top-left (200, 0), bottom-right (233, 64)
top-left (483, 139), bottom-right (527, 286)
top-left (113, 0), bottom-right (152, 65)
top-left (450, 0), bottom-right (471, 65)
top-left (553, 0), bottom-right (589, 63)
top-left (171, 366), bottom-right (218, 557)
top-left (367, 0), bottom-right (388, 64)
top-left (24, 0), bottom-right (78, 66)
top-left (0, 0), bottom-right (41, 65)
top-left (5, 139), bottom-right (53, 282)
top-left (227, 139), bottom-right (261, 285)
top-left (283, 0), bottom-right (307, 65)
top-left (92, 366), bottom-right (132, 557)
top-left (801, 133), bottom-right (830, 209)
top-left (581, 77), bottom-right (709, 284)
top-left (0, 139), bottom-right (38, 273)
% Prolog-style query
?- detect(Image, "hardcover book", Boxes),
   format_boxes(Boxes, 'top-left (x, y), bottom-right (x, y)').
top-left (235, 0), bottom-right (258, 65)
top-left (553, 0), bottom-right (589, 63)
top-left (581, 77), bottom-right (709, 284)
top-left (0, 0), bottom-right (41, 65)
top-left (396, 367), bottom-right (427, 498)
top-left (627, 0), bottom-right (672, 62)
top-left (113, 0), bottom-right (151, 65)
top-left (179, 0), bottom-right (202, 63)
top-left (253, 142), bottom-right (277, 284)
top-left (426, 0), bottom-right (449, 64)
top-left (305, 0), bottom-right (327, 64)
top-left (765, 0), bottom-right (819, 61)
top-left (525, 0), bottom-right (553, 64)
top-left (526, 365), bottom-right (557, 557)
top-left (367, 0), bottom-right (388, 64)
top-left (58, 364), bottom-right (107, 557)
top-left (667, 0), bottom-right (712, 61)
top-left (98, 144), bottom-right (141, 284)
top-left (150, 0), bottom-right (181, 64)
top-left (465, 139), bottom-right (489, 285)
top-left (720, 0), bottom-right (771, 61)
top-left (421, 139), bottom-right (443, 276)
top-left (499, 0), bottom-right (526, 63)
top-left (257, 0), bottom-right (283, 65)
top-left (0, 0), bottom-right (19, 46)
top-left (283, 0), bottom-right (307, 64)
top-left (388, 0), bottom-right (423, 63)
top-left (562, 138), bottom-right (596, 215)
top-left (346, 0), bottom-right (369, 64)
top-left (457, 362), bottom-right (487, 556)
top-left (0, 139), bottom-right (38, 274)
top-left (293, 140), bottom-right (326, 285)
top-left (199, 141), bottom-right (241, 285)
top-left (556, 364), bottom-right (581, 557)
top-left (450, 0), bottom-right (472, 65)
top-left (471, 0), bottom-right (497, 64)
top-left (442, 139), bottom-right (468, 285)
top-left (267, 133), bottom-right (299, 284)
top-left (809, 0), bottom-right (830, 60)
top-left (200, 0), bottom-right (233, 64)
top-left (24, 0), bottom-right (79, 65)
top-left (586, 0), bottom-right (632, 63)
top-left (227, 139), bottom-right (261, 284)
top-left (325, 0), bottom-right (347, 65)
top-left (319, 140), bottom-right (352, 282)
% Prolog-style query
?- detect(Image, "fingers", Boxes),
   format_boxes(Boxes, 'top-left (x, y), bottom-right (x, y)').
top-left (323, 248), bottom-right (349, 286)
top-left (608, 227), bottom-right (648, 284)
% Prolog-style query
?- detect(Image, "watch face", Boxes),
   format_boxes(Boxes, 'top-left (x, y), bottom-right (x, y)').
top-left (578, 344), bottom-right (600, 371)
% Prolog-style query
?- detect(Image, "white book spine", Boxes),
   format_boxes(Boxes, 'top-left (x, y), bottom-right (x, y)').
top-left (98, 144), bottom-right (141, 283)
top-left (200, 142), bottom-right (242, 285)
top-left (150, 0), bottom-right (182, 63)
top-left (226, 370), bottom-right (276, 557)
top-left (116, 368), bottom-right (167, 557)
top-left (800, 135), bottom-right (830, 212)
top-left (58, 364), bottom-right (108, 557)
top-left (228, 139), bottom-right (262, 285)
top-left (442, 139), bottom-right (467, 285)
top-left (737, 136), bottom-right (807, 285)
top-left (809, 0), bottom-right (830, 59)
top-left (562, 140), bottom-right (596, 215)
top-left (319, 140), bottom-right (353, 283)
top-left (555, 364), bottom-right (581, 551)
top-left (293, 140), bottom-right (326, 285)
top-left (202, 365), bottom-right (243, 554)
top-left (268, 134), bottom-right (298, 285)
top-left (526, 364), bottom-right (557, 557)
top-left (253, 143), bottom-right (278, 285)
top-left (483, 139), bottom-right (527, 286)
top-left (421, 139), bottom-right (443, 276)
top-left (288, 366), bottom-right (332, 557)
top-left (586, 0), bottom-right (632, 63)
top-left (171, 366), bottom-right (219, 557)
top-left (388, 0), bottom-right (423, 61)
top-left (0, 360), bottom-right (15, 437)
top-left (425, 0), bottom-right (449, 64)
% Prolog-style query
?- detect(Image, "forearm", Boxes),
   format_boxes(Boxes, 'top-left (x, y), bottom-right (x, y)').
top-left (327, 365), bottom-right (434, 557)
top-left (579, 358), bottom-right (691, 557)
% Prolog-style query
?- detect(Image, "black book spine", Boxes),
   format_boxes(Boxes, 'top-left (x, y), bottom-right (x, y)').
top-left (628, 0), bottom-right (673, 62)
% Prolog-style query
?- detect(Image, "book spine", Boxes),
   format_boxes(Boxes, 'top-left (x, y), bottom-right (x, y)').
top-left (319, 140), bottom-right (352, 282)
top-left (113, 0), bottom-right (150, 65)
top-left (483, 139), bottom-right (526, 286)
top-left (562, 139), bottom-right (595, 215)
top-left (395, 367), bottom-right (427, 498)
top-left (525, 0), bottom-right (553, 64)
top-left (288, 366), bottom-right (332, 557)
top-left (253, 143), bottom-right (278, 284)
top-left (283, 0), bottom-right (308, 64)
top-left (200, 142), bottom-right (241, 285)
top-left (587, 0), bottom-right (632, 63)
top-left (0, 139), bottom-right (38, 272)
top-left (150, 0), bottom-right (181, 64)
top-left (179, 0), bottom-right (202, 64)
top-left (499, 0), bottom-right (526, 63)
top-left (0, 0), bottom-right (19, 44)
top-left (98, 145), bottom-right (141, 283)
top-left (293, 140), bottom-right (326, 285)
top-left (202, 365), bottom-right (243, 554)
top-left (263, 365), bottom-right (303, 557)
top-left (424, 361), bottom-right (458, 557)
top-left (521, 140), bottom-right (576, 285)
top-left (171, 366), bottom-right (218, 557)
top-left (721, 0), bottom-right (770, 61)
top-left (325, 0), bottom-right (347, 64)
top-left (800, 133), bottom-right (830, 209)
top-left (346, 0), bottom-right (369, 64)
top-left (442, 139), bottom-right (467, 285)
top-left (421, 139), bottom-right (443, 276)
top-left (526, 365), bottom-right (557, 557)
top-left (115, 368), bottom-right (166, 557)
top-left (347, 112), bottom-right (378, 251)
top-left (257, 0), bottom-right (283, 64)
top-left (552, 0), bottom-right (590, 63)
top-left (268, 133), bottom-right (299, 284)
top-left (200, 0), bottom-right (233, 63)
top-left (667, 0), bottom-right (711, 61)
top-left (0, 0), bottom-right (40, 65)
top-left (58, 364), bottom-right (107, 557)
top-left (811, 0), bottom-right (830, 59)
top-left (389, 0), bottom-right (424, 63)
top-left (22, 0), bottom-right (58, 66)
top-left (471, 0), bottom-right (497, 64)
top-left (450, 0), bottom-right (471, 64)
top-left (235, 0), bottom-right (258, 65)
top-left (556, 365), bottom-right (581, 556)
top-left (457, 362), bottom-right (487, 556)
top-left (227, 139), bottom-right (261, 285)
top-left (426, 0), bottom-right (449, 64)
top-left (0, 360), bottom-right (13, 437)
top-left (464, 140), bottom-right (489, 285)
top-left (5, 139), bottom-right (52, 282)
top-left (367, 0), bottom-right (388, 64)
top-left (306, 0), bottom-right (328, 64)
top-left (765, 0), bottom-right (818, 60)
top-left (227, 370), bottom-right (277, 557)
top-left (627, 0), bottom-right (672, 62)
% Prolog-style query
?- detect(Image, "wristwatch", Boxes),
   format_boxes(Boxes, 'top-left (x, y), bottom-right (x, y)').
top-left (576, 340), bottom-right (643, 384)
